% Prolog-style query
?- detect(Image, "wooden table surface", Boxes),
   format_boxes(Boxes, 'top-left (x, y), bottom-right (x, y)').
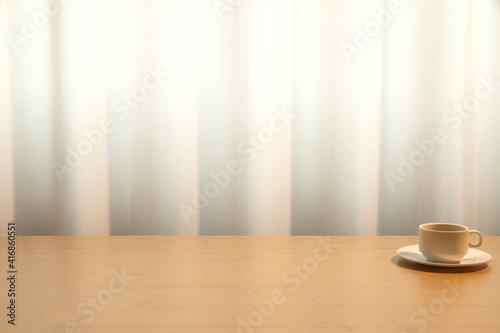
top-left (0, 236), bottom-right (498, 333)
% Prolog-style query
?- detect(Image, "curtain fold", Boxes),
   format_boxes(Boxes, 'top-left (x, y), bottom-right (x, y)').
top-left (2, 0), bottom-right (500, 236)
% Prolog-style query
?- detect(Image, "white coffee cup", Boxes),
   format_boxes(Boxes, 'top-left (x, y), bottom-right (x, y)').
top-left (418, 223), bottom-right (483, 263)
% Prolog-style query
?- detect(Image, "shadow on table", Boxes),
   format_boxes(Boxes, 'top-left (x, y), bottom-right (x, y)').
top-left (391, 256), bottom-right (489, 273)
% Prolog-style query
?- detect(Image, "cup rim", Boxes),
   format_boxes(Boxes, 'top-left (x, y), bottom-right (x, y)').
top-left (419, 223), bottom-right (469, 232)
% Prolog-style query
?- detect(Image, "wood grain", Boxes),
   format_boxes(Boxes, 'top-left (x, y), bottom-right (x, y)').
top-left (0, 236), bottom-right (498, 333)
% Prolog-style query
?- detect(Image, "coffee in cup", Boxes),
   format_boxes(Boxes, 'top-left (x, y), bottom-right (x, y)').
top-left (418, 223), bottom-right (482, 263)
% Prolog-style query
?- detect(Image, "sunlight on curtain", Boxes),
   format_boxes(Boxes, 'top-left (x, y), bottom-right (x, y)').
top-left (3, 0), bottom-right (500, 235)
top-left (0, 0), bottom-right (14, 235)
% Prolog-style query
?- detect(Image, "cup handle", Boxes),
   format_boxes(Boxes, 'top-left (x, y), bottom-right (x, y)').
top-left (469, 230), bottom-right (482, 247)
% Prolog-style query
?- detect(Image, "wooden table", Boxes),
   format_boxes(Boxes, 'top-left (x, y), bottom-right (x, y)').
top-left (0, 236), bottom-right (498, 333)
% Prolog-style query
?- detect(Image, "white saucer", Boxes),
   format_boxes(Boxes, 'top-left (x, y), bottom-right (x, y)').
top-left (397, 244), bottom-right (492, 267)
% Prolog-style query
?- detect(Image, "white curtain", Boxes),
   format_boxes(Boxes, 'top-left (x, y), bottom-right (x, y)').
top-left (1, 0), bottom-right (500, 236)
